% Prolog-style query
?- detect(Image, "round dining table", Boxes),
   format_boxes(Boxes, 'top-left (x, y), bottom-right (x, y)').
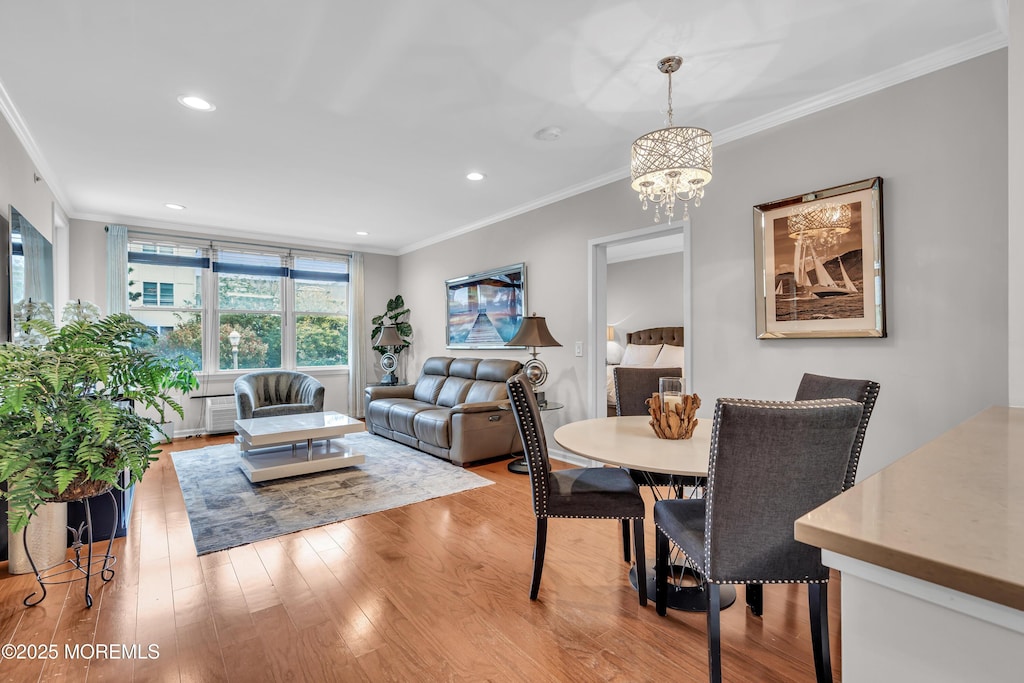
top-left (553, 415), bottom-right (737, 611)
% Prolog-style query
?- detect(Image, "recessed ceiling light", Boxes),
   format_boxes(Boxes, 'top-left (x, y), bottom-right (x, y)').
top-left (177, 95), bottom-right (216, 112)
top-left (164, 203), bottom-right (186, 210)
top-left (534, 126), bottom-right (563, 142)
top-left (356, 231), bottom-right (369, 236)
top-left (466, 172), bottom-right (486, 181)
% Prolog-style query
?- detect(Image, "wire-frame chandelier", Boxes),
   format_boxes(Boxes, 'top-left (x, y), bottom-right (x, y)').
top-left (630, 56), bottom-right (712, 224)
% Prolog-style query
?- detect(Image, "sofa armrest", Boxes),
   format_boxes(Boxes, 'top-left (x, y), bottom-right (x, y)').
top-left (450, 399), bottom-right (509, 415)
top-left (365, 384), bottom-right (416, 402)
top-left (234, 380), bottom-right (257, 419)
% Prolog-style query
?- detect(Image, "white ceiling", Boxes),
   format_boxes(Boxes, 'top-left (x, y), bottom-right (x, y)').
top-left (0, 1), bottom-right (1007, 255)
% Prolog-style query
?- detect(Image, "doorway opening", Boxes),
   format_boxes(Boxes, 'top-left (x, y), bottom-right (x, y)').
top-left (587, 221), bottom-right (692, 418)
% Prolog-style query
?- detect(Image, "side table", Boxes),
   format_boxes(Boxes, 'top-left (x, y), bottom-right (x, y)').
top-left (505, 401), bottom-right (563, 474)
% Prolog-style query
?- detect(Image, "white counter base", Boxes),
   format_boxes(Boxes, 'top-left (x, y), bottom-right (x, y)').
top-left (824, 550), bottom-right (1024, 682)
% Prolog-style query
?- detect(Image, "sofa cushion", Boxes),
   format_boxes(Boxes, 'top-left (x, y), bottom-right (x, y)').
top-left (413, 408), bottom-right (452, 448)
top-left (367, 397), bottom-right (433, 432)
top-left (449, 358), bottom-right (481, 379)
top-left (437, 376), bottom-right (473, 407)
top-left (386, 399), bottom-right (438, 435)
top-left (465, 381), bottom-right (508, 403)
top-left (477, 359), bottom-right (522, 382)
top-left (413, 357), bottom-right (453, 404)
top-left (251, 403), bottom-right (317, 419)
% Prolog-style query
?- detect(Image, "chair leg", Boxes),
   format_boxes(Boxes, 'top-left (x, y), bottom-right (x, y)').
top-left (706, 583), bottom-right (722, 683)
top-left (530, 518), bottom-right (547, 601)
top-left (621, 519), bottom-right (631, 563)
top-left (631, 518), bottom-right (647, 606)
top-left (746, 583), bottom-right (763, 616)
top-left (655, 526), bottom-right (668, 616)
top-left (808, 583), bottom-right (833, 683)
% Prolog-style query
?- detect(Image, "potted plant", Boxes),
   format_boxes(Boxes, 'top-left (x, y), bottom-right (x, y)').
top-left (0, 313), bottom-right (199, 534)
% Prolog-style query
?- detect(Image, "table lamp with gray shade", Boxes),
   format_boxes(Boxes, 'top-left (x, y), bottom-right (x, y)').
top-left (373, 325), bottom-right (404, 385)
top-left (505, 313), bottom-right (562, 406)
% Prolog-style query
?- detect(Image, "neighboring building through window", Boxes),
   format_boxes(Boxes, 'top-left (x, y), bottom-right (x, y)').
top-left (126, 237), bottom-right (350, 372)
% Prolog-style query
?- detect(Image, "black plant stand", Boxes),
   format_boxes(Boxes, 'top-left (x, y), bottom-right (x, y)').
top-left (23, 492), bottom-right (118, 608)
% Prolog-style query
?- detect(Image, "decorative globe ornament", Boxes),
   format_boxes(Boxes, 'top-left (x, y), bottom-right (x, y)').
top-left (373, 325), bottom-right (405, 385)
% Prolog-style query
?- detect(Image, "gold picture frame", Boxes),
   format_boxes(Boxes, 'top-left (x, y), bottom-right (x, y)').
top-left (753, 177), bottom-right (885, 339)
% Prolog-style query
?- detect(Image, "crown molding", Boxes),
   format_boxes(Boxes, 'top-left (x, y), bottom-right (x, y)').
top-left (713, 29), bottom-right (1008, 147)
top-left (397, 167), bottom-right (627, 255)
top-left (401, 30), bottom-right (1008, 256)
top-left (0, 78), bottom-right (74, 214)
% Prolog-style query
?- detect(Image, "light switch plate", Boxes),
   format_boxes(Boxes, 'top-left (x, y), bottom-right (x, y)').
top-left (574, 341), bottom-right (583, 357)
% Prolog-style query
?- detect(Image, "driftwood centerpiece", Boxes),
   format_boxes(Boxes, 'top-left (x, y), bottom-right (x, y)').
top-left (646, 392), bottom-right (700, 439)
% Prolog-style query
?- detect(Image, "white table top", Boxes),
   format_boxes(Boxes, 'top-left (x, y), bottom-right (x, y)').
top-left (553, 415), bottom-right (712, 477)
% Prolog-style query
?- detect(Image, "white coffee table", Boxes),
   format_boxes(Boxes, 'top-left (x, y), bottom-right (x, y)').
top-left (234, 411), bottom-right (366, 483)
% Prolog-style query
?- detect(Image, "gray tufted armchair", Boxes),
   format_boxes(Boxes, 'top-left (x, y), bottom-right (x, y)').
top-left (234, 370), bottom-right (325, 420)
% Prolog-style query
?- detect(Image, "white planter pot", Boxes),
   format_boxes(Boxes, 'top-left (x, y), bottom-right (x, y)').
top-left (8, 501), bottom-right (68, 574)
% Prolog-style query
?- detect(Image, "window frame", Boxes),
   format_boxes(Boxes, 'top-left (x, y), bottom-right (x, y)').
top-left (127, 235), bottom-right (350, 374)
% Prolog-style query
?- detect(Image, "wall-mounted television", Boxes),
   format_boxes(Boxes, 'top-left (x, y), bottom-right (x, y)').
top-left (445, 263), bottom-right (525, 349)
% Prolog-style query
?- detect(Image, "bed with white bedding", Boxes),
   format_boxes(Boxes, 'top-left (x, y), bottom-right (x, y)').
top-left (606, 326), bottom-right (684, 415)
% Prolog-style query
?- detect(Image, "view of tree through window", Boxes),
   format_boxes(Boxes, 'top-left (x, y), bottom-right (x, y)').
top-left (126, 239), bottom-right (349, 372)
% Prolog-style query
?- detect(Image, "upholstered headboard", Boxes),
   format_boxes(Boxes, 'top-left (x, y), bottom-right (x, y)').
top-left (627, 326), bottom-right (684, 347)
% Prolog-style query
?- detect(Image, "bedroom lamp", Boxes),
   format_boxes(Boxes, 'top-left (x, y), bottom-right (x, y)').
top-left (505, 313), bottom-right (562, 405)
top-left (373, 325), bottom-right (405, 386)
top-left (631, 55), bottom-right (712, 224)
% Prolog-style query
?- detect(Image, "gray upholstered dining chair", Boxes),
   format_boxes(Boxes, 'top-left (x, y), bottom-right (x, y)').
top-left (613, 366), bottom-right (688, 561)
top-left (654, 397), bottom-right (864, 683)
top-left (794, 372), bottom-right (880, 491)
top-left (744, 372), bottom-right (881, 616)
top-left (234, 369), bottom-right (325, 420)
top-left (506, 373), bottom-right (648, 605)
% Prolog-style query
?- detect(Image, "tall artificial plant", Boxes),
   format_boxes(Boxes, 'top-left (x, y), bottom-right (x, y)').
top-left (371, 295), bottom-right (412, 356)
top-left (0, 314), bottom-right (199, 533)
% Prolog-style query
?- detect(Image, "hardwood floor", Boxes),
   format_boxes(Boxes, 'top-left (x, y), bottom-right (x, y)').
top-left (1, 434), bottom-right (842, 682)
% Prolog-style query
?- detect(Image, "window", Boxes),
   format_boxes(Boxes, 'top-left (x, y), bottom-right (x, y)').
top-left (126, 236), bottom-right (350, 372)
top-left (142, 281), bottom-right (175, 306)
top-left (215, 250), bottom-right (284, 370)
top-left (293, 256), bottom-right (349, 367)
top-left (128, 242), bottom-right (206, 367)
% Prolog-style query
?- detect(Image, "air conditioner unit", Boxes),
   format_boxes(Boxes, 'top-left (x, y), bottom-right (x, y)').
top-left (204, 396), bottom-right (237, 435)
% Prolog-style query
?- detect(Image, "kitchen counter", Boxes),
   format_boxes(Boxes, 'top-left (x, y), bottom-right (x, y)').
top-left (794, 406), bottom-right (1024, 681)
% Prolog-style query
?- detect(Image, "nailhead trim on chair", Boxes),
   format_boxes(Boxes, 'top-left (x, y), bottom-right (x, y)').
top-left (508, 376), bottom-right (644, 522)
top-left (697, 397), bottom-right (860, 584)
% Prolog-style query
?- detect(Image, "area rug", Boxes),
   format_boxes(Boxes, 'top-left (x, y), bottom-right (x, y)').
top-left (170, 432), bottom-right (494, 555)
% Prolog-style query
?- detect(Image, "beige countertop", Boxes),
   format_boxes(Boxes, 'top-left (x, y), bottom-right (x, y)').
top-left (795, 406), bottom-right (1024, 611)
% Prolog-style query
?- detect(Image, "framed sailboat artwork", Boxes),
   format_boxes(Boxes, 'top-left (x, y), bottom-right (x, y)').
top-left (753, 177), bottom-right (885, 339)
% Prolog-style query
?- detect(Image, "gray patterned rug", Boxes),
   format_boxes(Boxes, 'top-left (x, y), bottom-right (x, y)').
top-left (170, 432), bottom-right (494, 555)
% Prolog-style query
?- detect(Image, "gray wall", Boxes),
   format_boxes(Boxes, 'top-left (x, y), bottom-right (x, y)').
top-left (398, 49), bottom-right (1009, 479)
top-left (606, 252), bottom-right (684, 348)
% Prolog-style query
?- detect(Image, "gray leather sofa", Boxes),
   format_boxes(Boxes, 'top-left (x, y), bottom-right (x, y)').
top-left (234, 370), bottom-right (325, 420)
top-left (364, 357), bottom-right (523, 466)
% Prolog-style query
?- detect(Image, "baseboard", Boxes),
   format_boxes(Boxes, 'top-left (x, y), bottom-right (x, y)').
top-left (548, 446), bottom-right (596, 468)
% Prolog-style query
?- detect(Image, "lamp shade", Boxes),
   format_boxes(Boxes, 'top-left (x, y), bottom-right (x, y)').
top-left (506, 315), bottom-right (561, 348)
top-left (607, 325), bottom-right (615, 341)
top-left (373, 325), bottom-right (404, 347)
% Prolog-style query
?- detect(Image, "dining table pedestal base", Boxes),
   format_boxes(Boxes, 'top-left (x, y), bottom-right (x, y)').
top-left (631, 564), bottom-right (737, 612)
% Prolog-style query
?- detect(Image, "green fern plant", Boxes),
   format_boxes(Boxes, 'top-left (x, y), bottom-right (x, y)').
top-left (0, 314), bottom-right (198, 533)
